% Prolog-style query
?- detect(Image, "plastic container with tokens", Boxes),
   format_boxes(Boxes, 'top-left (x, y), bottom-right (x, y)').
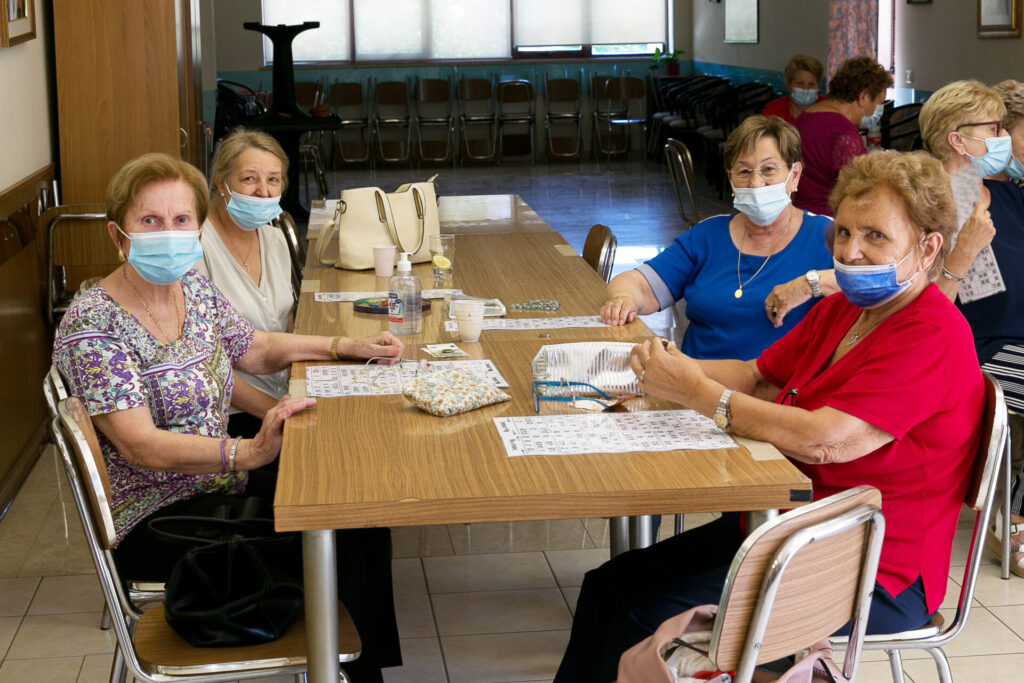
top-left (530, 342), bottom-right (640, 398)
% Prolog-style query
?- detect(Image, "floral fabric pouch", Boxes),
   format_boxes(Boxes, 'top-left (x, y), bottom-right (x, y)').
top-left (403, 368), bottom-right (511, 417)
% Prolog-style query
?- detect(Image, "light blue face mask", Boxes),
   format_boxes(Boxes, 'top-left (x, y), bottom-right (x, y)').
top-left (860, 104), bottom-right (884, 130)
top-left (833, 237), bottom-right (922, 309)
top-left (790, 87), bottom-right (819, 109)
top-left (223, 186), bottom-right (282, 230)
top-left (732, 168), bottom-right (794, 226)
top-left (117, 226), bottom-right (203, 285)
top-left (963, 134), bottom-right (1013, 177)
top-left (1005, 155), bottom-right (1024, 179)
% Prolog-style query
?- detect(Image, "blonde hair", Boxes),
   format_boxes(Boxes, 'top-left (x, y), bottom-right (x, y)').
top-left (829, 150), bottom-right (954, 281)
top-left (723, 115), bottom-right (802, 170)
top-left (784, 53), bottom-right (824, 86)
top-left (919, 80), bottom-right (1007, 161)
top-left (106, 153), bottom-right (208, 240)
top-left (992, 79), bottom-right (1024, 133)
top-left (210, 127), bottom-right (289, 195)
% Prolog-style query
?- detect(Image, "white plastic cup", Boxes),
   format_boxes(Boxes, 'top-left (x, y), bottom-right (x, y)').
top-left (373, 245), bottom-right (396, 277)
top-left (453, 300), bottom-right (485, 343)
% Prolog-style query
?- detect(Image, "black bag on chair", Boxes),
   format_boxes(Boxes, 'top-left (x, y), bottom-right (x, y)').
top-left (147, 497), bottom-right (304, 647)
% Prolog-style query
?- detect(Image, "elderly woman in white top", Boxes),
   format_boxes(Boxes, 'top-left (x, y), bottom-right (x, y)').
top-left (196, 128), bottom-right (297, 438)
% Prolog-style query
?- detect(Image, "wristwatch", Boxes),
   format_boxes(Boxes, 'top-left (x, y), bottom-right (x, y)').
top-left (714, 389), bottom-right (734, 430)
top-left (805, 270), bottom-right (822, 298)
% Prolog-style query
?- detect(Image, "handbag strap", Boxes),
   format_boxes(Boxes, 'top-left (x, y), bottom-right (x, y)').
top-left (314, 201), bottom-right (342, 266)
top-left (379, 190), bottom-right (426, 256)
top-left (147, 514), bottom-right (278, 547)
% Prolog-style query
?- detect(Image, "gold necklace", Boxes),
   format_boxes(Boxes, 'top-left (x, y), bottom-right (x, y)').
top-left (122, 267), bottom-right (182, 344)
top-left (734, 210), bottom-right (795, 299)
top-left (226, 229), bottom-right (257, 270)
top-left (845, 317), bottom-right (883, 347)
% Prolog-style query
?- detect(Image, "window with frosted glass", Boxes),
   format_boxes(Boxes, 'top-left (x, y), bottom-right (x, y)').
top-left (261, 0), bottom-right (351, 64)
top-left (513, 0), bottom-right (665, 53)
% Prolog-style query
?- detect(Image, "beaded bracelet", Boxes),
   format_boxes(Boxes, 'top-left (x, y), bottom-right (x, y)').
top-left (228, 436), bottom-right (242, 474)
top-left (219, 438), bottom-right (228, 474)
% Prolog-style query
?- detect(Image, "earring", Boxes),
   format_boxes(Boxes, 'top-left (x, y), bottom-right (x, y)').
top-left (118, 249), bottom-right (125, 263)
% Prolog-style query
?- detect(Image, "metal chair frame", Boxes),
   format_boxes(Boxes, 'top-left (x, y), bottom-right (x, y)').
top-left (414, 77), bottom-right (456, 164)
top-left (543, 72), bottom-right (583, 160)
top-left (497, 79), bottom-right (537, 164)
top-left (372, 80), bottom-right (414, 164)
top-left (51, 397), bottom-right (359, 683)
top-left (831, 372), bottom-right (1009, 683)
top-left (664, 138), bottom-right (701, 228)
top-left (582, 223), bottom-right (617, 283)
top-left (272, 210), bottom-right (305, 300)
top-left (329, 80), bottom-right (373, 165)
top-left (593, 76), bottom-right (647, 160)
top-left (457, 77), bottom-right (498, 162)
top-left (45, 206), bottom-right (112, 325)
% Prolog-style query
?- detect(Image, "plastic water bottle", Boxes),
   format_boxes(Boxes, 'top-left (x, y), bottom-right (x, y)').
top-left (387, 252), bottom-right (422, 335)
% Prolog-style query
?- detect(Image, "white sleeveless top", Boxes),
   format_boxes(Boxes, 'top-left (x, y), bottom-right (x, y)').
top-left (196, 219), bottom-right (295, 408)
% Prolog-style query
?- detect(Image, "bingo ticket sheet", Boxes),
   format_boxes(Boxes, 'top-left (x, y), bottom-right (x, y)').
top-left (443, 316), bottom-right (609, 332)
top-left (305, 359), bottom-right (508, 397)
top-left (493, 410), bottom-right (738, 457)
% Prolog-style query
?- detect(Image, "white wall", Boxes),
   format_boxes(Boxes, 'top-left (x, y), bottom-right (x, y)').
top-left (0, 0), bottom-right (55, 191)
top-left (691, 0), bottom-right (828, 72)
top-left (895, 1), bottom-right (1024, 91)
top-left (213, 0), bottom-right (265, 73)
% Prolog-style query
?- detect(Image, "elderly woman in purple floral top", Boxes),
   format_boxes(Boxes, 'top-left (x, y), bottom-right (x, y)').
top-left (52, 153), bottom-right (403, 682)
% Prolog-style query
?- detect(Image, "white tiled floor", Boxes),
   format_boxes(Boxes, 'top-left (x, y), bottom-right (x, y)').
top-left (2, 447), bottom-right (1023, 682)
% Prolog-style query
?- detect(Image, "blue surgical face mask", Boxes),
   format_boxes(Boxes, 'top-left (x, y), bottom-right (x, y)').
top-left (962, 133), bottom-right (1013, 177)
top-left (1005, 155), bottom-right (1024, 179)
top-left (791, 87), bottom-right (818, 109)
top-left (732, 168), bottom-right (794, 226)
top-left (117, 226), bottom-right (203, 285)
top-left (860, 104), bottom-right (884, 130)
top-left (833, 237), bottom-right (922, 309)
top-left (223, 185), bottom-right (282, 230)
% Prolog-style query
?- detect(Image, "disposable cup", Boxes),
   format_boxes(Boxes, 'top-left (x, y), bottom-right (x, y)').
top-left (453, 300), bottom-right (485, 342)
top-left (373, 245), bottom-right (396, 277)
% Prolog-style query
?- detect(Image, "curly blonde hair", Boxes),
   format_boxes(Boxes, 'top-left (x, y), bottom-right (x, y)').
top-left (827, 56), bottom-right (893, 103)
top-left (723, 115), bottom-right (802, 171)
top-left (784, 53), bottom-right (824, 86)
top-left (992, 79), bottom-right (1024, 133)
top-left (106, 153), bottom-right (209, 241)
top-left (829, 150), bottom-right (954, 281)
top-left (919, 80), bottom-right (1007, 162)
top-left (210, 127), bottom-right (289, 195)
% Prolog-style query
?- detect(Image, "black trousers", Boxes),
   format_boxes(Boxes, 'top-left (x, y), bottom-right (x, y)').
top-left (553, 513), bottom-right (931, 683)
top-left (113, 471), bottom-right (402, 683)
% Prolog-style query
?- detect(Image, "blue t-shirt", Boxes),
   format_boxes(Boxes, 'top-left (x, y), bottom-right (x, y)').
top-left (957, 179), bottom-right (1024, 365)
top-left (638, 212), bottom-right (834, 360)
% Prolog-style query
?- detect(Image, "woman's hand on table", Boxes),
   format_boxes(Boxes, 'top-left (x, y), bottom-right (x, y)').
top-left (601, 296), bottom-right (639, 325)
top-left (351, 332), bottom-right (404, 364)
top-left (247, 395), bottom-right (317, 468)
top-left (630, 338), bottom-right (707, 406)
top-left (764, 277), bottom-right (812, 328)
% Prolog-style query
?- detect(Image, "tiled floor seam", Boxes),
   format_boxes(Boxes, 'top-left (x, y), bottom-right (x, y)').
top-left (420, 556), bottom-right (452, 682)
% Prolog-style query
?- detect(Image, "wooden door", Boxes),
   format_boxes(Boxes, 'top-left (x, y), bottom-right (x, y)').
top-left (53, 0), bottom-right (199, 204)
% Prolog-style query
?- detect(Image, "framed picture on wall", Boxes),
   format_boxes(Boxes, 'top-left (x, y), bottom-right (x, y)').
top-left (0, 0), bottom-right (36, 47)
top-left (978, 0), bottom-right (1022, 38)
top-left (725, 0), bottom-right (758, 44)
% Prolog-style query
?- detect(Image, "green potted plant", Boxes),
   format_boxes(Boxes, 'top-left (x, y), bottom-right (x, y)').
top-left (651, 47), bottom-right (682, 76)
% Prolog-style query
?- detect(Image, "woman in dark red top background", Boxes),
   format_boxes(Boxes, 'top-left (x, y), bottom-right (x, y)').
top-left (793, 56), bottom-right (894, 216)
top-left (761, 52), bottom-right (826, 125)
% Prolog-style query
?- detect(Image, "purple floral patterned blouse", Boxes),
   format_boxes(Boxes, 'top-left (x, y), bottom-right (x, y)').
top-left (53, 269), bottom-right (255, 544)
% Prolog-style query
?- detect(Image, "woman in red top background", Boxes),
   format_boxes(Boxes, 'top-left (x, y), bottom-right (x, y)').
top-left (793, 56), bottom-right (894, 216)
top-left (553, 150), bottom-right (983, 683)
top-left (761, 53), bottom-right (826, 124)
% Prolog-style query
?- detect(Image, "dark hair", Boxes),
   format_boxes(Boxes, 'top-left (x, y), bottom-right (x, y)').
top-left (827, 57), bottom-right (894, 103)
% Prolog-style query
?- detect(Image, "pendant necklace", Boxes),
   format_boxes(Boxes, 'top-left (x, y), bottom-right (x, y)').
top-left (845, 317), bottom-right (883, 347)
top-left (734, 210), bottom-right (794, 299)
top-left (123, 267), bottom-right (181, 344)
top-left (228, 230), bottom-right (257, 270)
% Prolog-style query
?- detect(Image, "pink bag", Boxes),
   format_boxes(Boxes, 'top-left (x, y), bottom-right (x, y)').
top-left (617, 605), bottom-right (845, 683)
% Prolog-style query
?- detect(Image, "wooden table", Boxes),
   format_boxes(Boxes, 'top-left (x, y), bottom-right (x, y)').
top-left (280, 195), bottom-right (811, 682)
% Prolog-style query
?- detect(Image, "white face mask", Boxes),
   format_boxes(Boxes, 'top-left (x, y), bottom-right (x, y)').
top-left (860, 104), bottom-right (884, 130)
top-left (731, 168), bottom-right (794, 226)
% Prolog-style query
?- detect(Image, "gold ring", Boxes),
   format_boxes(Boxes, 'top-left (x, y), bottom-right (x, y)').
top-left (639, 368), bottom-right (647, 383)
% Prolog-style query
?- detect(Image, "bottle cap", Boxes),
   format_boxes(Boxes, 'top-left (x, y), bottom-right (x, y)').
top-left (396, 252), bottom-right (412, 273)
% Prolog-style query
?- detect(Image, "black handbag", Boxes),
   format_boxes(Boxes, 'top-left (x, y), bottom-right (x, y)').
top-left (147, 497), bottom-right (304, 647)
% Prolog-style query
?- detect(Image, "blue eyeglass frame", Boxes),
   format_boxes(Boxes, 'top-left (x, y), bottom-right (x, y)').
top-left (531, 380), bottom-right (613, 413)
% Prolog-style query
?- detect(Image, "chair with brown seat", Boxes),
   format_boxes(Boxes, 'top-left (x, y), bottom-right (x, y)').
top-left (830, 371), bottom-right (1009, 683)
top-left (328, 81), bottom-right (372, 166)
top-left (414, 77), bottom-right (456, 164)
top-left (373, 80), bottom-right (413, 164)
top-left (497, 79), bottom-right (537, 164)
top-left (52, 396), bottom-right (362, 683)
top-left (272, 210), bottom-right (305, 298)
top-left (458, 77), bottom-right (498, 162)
top-left (544, 73), bottom-right (583, 160)
top-left (582, 224), bottom-right (617, 283)
top-left (42, 204), bottom-right (118, 325)
top-left (595, 76), bottom-right (647, 160)
top-left (664, 138), bottom-right (701, 228)
top-left (880, 103), bottom-right (924, 152)
top-left (619, 485), bottom-right (886, 682)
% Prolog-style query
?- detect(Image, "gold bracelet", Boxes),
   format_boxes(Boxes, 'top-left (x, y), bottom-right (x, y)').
top-left (329, 335), bottom-right (341, 361)
top-left (228, 436), bottom-right (242, 474)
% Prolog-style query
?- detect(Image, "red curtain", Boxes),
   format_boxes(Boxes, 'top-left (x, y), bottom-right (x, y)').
top-left (828, 0), bottom-right (879, 80)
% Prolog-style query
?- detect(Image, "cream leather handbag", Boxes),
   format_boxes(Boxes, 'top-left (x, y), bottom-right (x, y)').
top-left (316, 175), bottom-right (439, 270)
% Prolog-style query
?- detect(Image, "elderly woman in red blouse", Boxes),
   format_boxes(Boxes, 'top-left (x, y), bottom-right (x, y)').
top-left (554, 150), bottom-right (984, 683)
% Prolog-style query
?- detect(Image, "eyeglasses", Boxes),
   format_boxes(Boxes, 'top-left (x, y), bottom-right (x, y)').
top-left (954, 120), bottom-right (1003, 134)
top-left (532, 380), bottom-right (613, 413)
top-left (728, 164), bottom-right (787, 186)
